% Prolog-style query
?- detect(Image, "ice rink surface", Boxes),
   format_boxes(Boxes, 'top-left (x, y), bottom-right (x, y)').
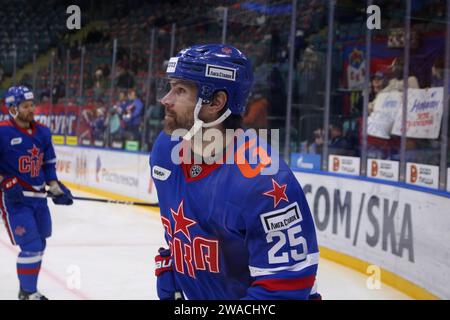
top-left (0, 189), bottom-right (411, 300)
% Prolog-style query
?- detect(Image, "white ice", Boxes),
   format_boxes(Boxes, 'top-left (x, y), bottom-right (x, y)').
top-left (0, 189), bottom-right (411, 300)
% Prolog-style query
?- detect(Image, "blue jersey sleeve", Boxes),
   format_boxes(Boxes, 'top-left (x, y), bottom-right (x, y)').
top-left (0, 126), bottom-right (6, 176)
top-left (40, 125), bottom-right (58, 183)
top-left (240, 169), bottom-right (320, 300)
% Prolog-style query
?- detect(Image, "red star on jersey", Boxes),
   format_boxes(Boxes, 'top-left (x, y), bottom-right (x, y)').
top-left (263, 179), bottom-right (289, 208)
top-left (171, 200), bottom-right (196, 241)
top-left (27, 144), bottom-right (40, 159)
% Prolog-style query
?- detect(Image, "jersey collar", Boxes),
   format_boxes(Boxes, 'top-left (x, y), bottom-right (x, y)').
top-left (10, 118), bottom-right (37, 136)
top-left (179, 139), bottom-right (224, 182)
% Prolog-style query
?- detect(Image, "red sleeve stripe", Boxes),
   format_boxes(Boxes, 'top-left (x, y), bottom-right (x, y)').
top-left (252, 274), bottom-right (316, 292)
top-left (0, 120), bottom-right (12, 127)
top-left (17, 267), bottom-right (41, 275)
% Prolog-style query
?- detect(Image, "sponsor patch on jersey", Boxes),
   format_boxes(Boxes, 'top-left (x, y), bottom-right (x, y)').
top-left (166, 57), bottom-right (179, 73)
top-left (11, 137), bottom-right (22, 146)
top-left (259, 202), bottom-right (301, 233)
top-left (152, 165), bottom-right (171, 181)
top-left (205, 64), bottom-right (236, 81)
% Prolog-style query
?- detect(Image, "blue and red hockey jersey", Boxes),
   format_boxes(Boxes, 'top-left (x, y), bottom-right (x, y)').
top-left (0, 118), bottom-right (57, 192)
top-left (150, 130), bottom-right (320, 300)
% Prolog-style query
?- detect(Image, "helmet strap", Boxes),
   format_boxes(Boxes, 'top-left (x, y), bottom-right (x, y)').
top-left (9, 107), bottom-right (18, 118)
top-left (183, 98), bottom-right (232, 141)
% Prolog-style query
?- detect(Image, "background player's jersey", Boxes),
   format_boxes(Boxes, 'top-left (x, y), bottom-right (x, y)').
top-left (0, 118), bottom-right (57, 192)
top-left (150, 131), bottom-right (320, 300)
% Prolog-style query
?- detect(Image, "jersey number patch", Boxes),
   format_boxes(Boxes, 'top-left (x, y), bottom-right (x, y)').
top-left (260, 202), bottom-right (308, 264)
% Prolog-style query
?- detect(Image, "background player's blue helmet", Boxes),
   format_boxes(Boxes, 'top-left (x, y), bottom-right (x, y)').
top-left (4, 86), bottom-right (17, 107)
top-left (166, 44), bottom-right (254, 115)
top-left (4, 85), bottom-right (34, 107)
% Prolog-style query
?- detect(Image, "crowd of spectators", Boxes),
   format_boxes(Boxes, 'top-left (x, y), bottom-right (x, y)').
top-left (301, 53), bottom-right (445, 167)
top-left (4, 0), bottom-right (447, 161)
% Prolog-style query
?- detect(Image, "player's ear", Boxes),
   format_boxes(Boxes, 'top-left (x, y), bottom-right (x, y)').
top-left (208, 91), bottom-right (227, 114)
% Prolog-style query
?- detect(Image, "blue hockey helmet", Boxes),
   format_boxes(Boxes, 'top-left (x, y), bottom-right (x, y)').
top-left (4, 85), bottom-right (34, 108)
top-left (166, 44), bottom-right (254, 115)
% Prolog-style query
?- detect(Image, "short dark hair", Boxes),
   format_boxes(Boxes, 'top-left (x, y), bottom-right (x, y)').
top-left (223, 113), bottom-right (243, 130)
top-left (214, 91), bottom-right (243, 130)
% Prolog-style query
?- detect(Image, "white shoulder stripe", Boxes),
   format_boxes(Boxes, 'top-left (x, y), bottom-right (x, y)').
top-left (17, 255), bottom-right (42, 264)
top-left (249, 252), bottom-right (319, 277)
top-left (45, 158), bottom-right (57, 164)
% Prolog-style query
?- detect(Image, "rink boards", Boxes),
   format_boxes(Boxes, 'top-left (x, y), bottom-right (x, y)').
top-left (55, 146), bottom-right (450, 299)
top-left (54, 145), bottom-right (158, 204)
top-left (294, 170), bottom-right (450, 300)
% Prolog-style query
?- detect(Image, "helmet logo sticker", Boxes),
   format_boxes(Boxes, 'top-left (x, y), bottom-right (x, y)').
top-left (167, 57), bottom-right (179, 73)
top-left (24, 92), bottom-right (34, 100)
top-left (205, 64), bottom-right (236, 81)
top-left (221, 47), bottom-right (232, 54)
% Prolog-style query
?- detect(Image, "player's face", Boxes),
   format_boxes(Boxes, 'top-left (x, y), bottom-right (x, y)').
top-left (16, 101), bottom-right (35, 123)
top-left (160, 79), bottom-right (197, 134)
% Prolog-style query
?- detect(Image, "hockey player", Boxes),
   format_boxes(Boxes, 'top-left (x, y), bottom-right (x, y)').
top-left (0, 86), bottom-right (73, 300)
top-left (150, 44), bottom-right (320, 300)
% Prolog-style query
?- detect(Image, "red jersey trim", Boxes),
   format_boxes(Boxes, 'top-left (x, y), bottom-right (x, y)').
top-left (0, 120), bottom-right (13, 127)
top-left (10, 118), bottom-right (37, 136)
top-left (181, 162), bottom-right (222, 182)
top-left (252, 274), bottom-right (316, 292)
top-left (179, 140), bottom-right (225, 182)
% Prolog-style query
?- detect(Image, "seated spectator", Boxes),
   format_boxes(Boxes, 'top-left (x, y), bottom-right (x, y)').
top-left (431, 56), bottom-right (445, 87)
top-left (52, 79), bottom-right (65, 104)
top-left (115, 63), bottom-right (135, 89)
top-left (108, 91), bottom-right (129, 142)
top-left (328, 121), bottom-right (353, 156)
top-left (107, 106), bottom-right (122, 144)
top-left (307, 128), bottom-right (324, 155)
top-left (123, 89), bottom-right (143, 141)
top-left (243, 88), bottom-right (268, 130)
top-left (381, 57), bottom-right (419, 92)
top-left (93, 67), bottom-right (108, 99)
top-left (91, 107), bottom-right (106, 142)
top-left (368, 71), bottom-right (387, 114)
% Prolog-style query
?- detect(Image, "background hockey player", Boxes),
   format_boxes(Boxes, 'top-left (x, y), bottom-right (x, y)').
top-left (0, 86), bottom-right (74, 300)
top-left (150, 44), bottom-right (321, 300)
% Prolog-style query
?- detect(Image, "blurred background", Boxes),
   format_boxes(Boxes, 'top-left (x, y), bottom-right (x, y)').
top-left (0, 0), bottom-right (448, 191)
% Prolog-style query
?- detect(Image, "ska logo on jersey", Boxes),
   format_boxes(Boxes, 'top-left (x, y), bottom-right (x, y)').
top-left (263, 178), bottom-right (289, 208)
top-left (18, 144), bottom-right (44, 177)
top-left (160, 200), bottom-right (220, 278)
